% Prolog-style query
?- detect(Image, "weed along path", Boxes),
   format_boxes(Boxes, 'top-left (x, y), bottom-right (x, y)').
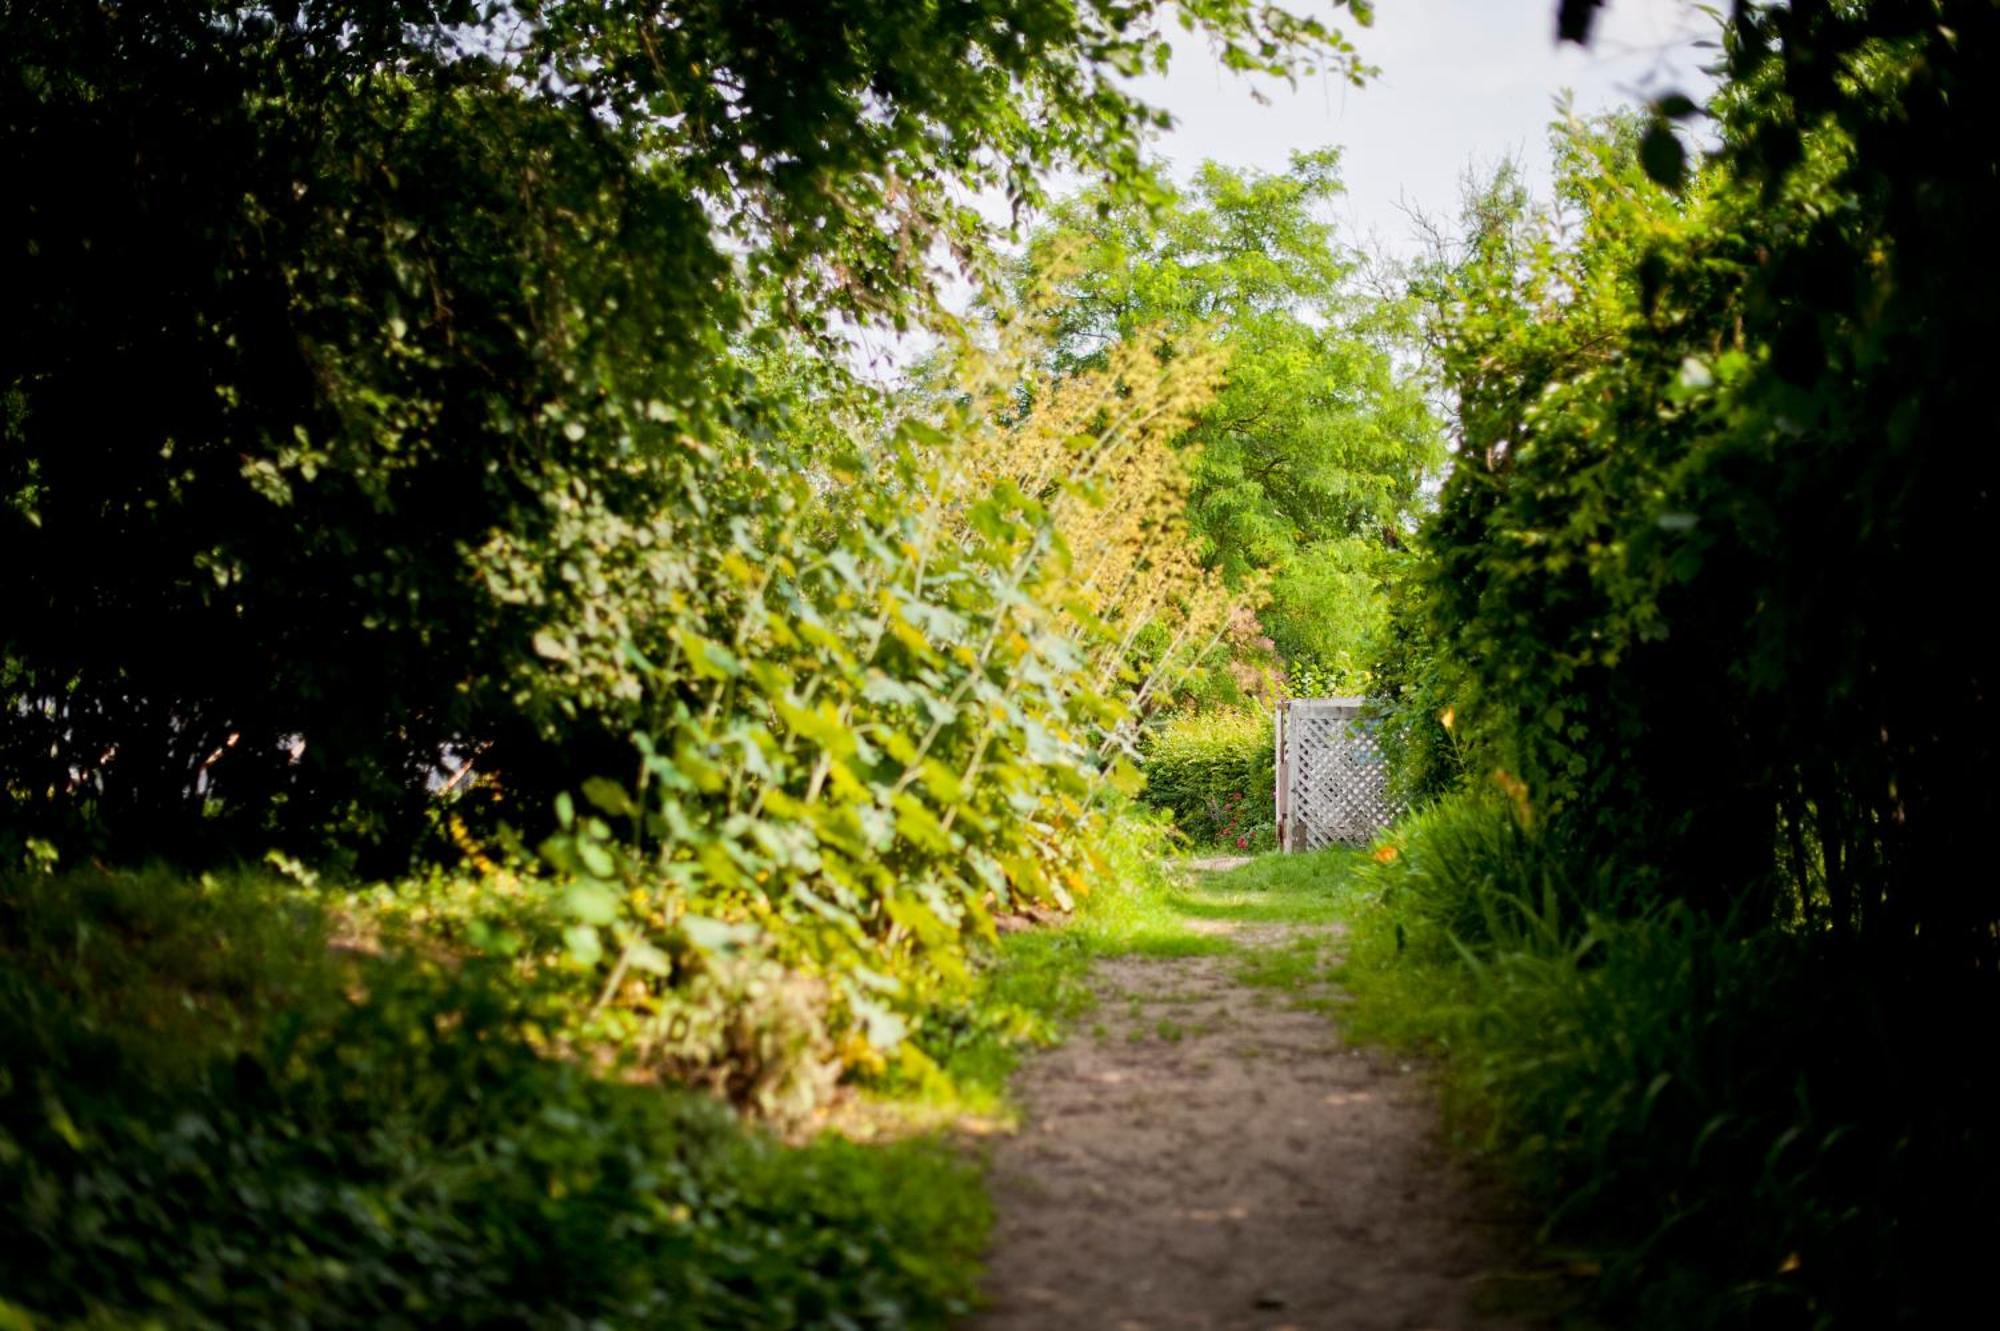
top-left (970, 855), bottom-right (1529, 1331)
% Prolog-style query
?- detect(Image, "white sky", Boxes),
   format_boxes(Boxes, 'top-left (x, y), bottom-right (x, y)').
top-left (845, 1), bottom-right (1718, 374)
top-left (1127, 0), bottom-right (1718, 256)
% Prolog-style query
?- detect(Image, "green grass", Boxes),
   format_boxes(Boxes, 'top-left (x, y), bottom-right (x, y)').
top-left (1171, 849), bottom-right (1366, 927)
top-left (1, 866), bottom-right (989, 1330)
top-left (892, 840), bottom-right (1366, 1120)
top-left (1326, 792), bottom-right (1998, 1331)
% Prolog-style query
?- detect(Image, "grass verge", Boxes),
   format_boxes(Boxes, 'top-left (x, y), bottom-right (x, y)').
top-left (1328, 792), bottom-right (1998, 1331)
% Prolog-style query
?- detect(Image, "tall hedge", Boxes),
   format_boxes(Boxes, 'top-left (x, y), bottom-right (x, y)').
top-left (1387, 1), bottom-right (2000, 951)
top-left (0, 0), bottom-right (1367, 868)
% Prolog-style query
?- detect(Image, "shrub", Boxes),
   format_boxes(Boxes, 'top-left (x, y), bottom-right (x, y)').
top-left (500, 326), bottom-right (1246, 1100)
top-left (1138, 709), bottom-right (1275, 849)
top-left (0, 867), bottom-right (988, 1329)
top-left (1394, 11), bottom-right (2000, 946)
top-left (1341, 796), bottom-right (1998, 1330)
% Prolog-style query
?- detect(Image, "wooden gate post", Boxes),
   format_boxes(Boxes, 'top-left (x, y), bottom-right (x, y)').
top-left (1273, 702), bottom-right (1290, 852)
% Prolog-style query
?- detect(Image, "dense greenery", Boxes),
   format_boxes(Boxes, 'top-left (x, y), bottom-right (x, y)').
top-left (1349, 3), bottom-right (2000, 1327)
top-left (6, 0), bottom-right (1996, 1326)
top-left (0, 3), bottom-right (1382, 1325)
top-left (1018, 151), bottom-right (1442, 696)
top-left (1389, 0), bottom-right (1998, 946)
top-left (0, 0), bottom-right (1372, 1137)
top-left (1, 0), bottom-right (1370, 866)
top-left (0, 866), bottom-right (989, 1329)
top-left (1136, 710), bottom-right (1276, 851)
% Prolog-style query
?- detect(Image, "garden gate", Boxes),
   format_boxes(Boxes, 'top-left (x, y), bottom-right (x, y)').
top-left (1274, 697), bottom-right (1398, 851)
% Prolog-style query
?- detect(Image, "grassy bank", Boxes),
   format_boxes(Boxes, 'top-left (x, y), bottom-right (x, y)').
top-left (0, 866), bottom-right (987, 1330)
top-left (1329, 795), bottom-right (1997, 1330)
top-left (0, 820), bottom-right (1352, 1329)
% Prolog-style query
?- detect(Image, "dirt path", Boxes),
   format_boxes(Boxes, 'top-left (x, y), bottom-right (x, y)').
top-left (971, 915), bottom-right (1532, 1331)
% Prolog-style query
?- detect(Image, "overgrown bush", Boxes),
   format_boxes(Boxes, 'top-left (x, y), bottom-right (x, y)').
top-left (491, 325), bottom-right (1250, 1096)
top-left (1138, 709), bottom-right (1275, 850)
top-left (0, 866), bottom-right (988, 1329)
top-left (0, 0), bottom-right (1368, 868)
top-left (1390, 2), bottom-right (2000, 947)
top-left (1343, 792), bottom-right (1996, 1329)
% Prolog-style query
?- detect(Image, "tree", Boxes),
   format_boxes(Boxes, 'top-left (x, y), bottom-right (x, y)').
top-left (1017, 150), bottom-right (1442, 695)
top-left (1390, 0), bottom-right (2000, 954)
top-left (0, 0), bottom-right (1372, 865)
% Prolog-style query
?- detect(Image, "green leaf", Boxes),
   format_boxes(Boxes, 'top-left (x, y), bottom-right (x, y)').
top-left (1640, 122), bottom-right (1687, 190)
top-left (563, 924), bottom-right (604, 966)
top-left (675, 626), bottom-right (743, 680)
top-left (680, 914), bottom-right (757, 954)
top-left (576, 840), bottom-right (618, 879)
top-left (625, 939), bottom-right (674, 976)
top-left (563, 881), bottom-right (619, 925)
top-left (581, 776), bottom-right (638, 818)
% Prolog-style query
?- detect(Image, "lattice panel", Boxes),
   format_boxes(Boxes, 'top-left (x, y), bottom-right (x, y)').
top-left (1281, 701), bottom-right (1399, 850)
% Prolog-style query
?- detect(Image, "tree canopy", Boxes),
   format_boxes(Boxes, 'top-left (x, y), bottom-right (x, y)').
top-left (1017, 149), bottom-right (1441, 695)
top-left (0, 0), bottom-right (1372, 864)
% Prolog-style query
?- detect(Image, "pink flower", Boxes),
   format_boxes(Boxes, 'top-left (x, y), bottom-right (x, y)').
top-left (1236, 836), bottom-right (1248, 849)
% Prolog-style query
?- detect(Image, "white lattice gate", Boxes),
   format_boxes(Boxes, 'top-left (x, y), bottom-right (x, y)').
top-left (1275, 697), bottom-right (1398, 851)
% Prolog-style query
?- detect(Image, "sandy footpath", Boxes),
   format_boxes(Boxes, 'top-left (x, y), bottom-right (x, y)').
top-left (970, 922), bottom-right (1535, 1331)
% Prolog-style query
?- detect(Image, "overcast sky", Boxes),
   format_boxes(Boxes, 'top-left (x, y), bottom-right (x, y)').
top-left (1126, 0), bottom-right (1718, 256)
top-left (849, 1), bottom-right (1718, 373)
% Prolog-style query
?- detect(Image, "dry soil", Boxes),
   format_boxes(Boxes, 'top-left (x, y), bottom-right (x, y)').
top-left (970, 916), bottom-right (1535, 1331)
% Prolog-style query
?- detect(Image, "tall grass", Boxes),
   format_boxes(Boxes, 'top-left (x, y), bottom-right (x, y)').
top-left (1339, 793), bottom-right (1996, 1329)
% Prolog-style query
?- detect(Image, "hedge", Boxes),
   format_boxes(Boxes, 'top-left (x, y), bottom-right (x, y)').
top-left (1139, 709), bottom-right (1276, 850)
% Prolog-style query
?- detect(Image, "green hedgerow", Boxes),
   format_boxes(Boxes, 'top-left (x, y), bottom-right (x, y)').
top-left (1139, 710), bottom-right (1275, 850)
